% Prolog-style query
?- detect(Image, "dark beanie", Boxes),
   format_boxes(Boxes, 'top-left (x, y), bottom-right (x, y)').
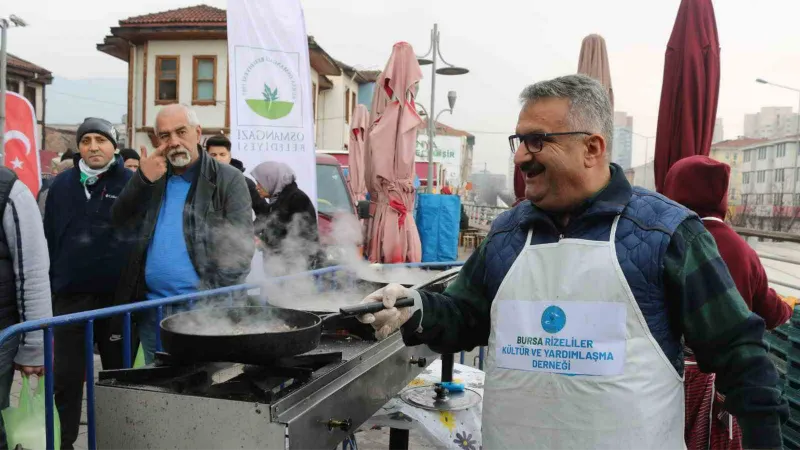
top-left (119, 148), bottom-right (140, 161)
top-left (76, 118), bottom-right (118, 149)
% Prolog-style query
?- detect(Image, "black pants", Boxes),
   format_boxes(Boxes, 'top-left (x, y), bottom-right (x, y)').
top-left (53, 294), bottom-right (126, 450)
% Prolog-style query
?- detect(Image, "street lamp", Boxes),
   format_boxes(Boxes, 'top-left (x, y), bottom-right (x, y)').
top-left (416, 24), bottom-right (468, 193)
top-left (756, 78), bottom-right (800, 141)
top-left (0, 14), bottom-right (29, 166)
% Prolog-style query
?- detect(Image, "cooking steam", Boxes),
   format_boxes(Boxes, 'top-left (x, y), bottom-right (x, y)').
top-left (166, 210), bottom-right (440, 338)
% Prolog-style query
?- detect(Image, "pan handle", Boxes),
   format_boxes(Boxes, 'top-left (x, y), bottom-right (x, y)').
top-left (338, 298), bottom-right (415, 317)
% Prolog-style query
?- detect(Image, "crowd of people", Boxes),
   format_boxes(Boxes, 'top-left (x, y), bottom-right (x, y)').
top-left (0, 104), bottom-right (322, 449)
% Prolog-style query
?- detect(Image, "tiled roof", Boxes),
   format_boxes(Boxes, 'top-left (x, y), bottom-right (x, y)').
top-left (120, 4), bottom-right (225, 25)
top-left (7, 54), bottom-right (51, 75)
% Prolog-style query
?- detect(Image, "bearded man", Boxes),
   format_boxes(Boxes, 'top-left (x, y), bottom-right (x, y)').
top-left (112, 104), bottom-right (254, 363)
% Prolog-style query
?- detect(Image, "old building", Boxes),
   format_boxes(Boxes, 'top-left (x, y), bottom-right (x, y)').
top-left (97, 5), bottom-right (376, 153)
top-left (5, 54), bottom-right (53, 145)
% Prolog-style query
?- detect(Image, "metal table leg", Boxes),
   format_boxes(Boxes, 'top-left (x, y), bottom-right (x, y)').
top-left (389, 428), bottom-right (409, 450)
top-left (441, 353), bottom-right (455, 382)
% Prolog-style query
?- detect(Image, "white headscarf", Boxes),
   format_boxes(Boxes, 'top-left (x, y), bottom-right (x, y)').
top-left (251, 161), bottom-right (296, 198)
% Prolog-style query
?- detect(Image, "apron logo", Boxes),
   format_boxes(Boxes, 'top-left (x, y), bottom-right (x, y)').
top-left (541, 305), bottom-right (566, 333)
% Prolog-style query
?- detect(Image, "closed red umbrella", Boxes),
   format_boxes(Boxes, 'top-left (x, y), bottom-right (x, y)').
top-left (653, 0), bottom-right (720, 193)
top-left (365, 42), bottom-right (424, 263)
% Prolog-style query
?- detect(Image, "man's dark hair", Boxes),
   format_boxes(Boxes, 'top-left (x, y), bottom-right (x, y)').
top-left (119, 148), bottom-right (140, 161)
top-left (206, 135), bottom-right (231, 152)
top-left (60, 149), bottom-right (75, 162)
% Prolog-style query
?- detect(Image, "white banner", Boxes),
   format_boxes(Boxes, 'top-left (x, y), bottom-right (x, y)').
top-left (415, 134), bottom-right (463, 186)
top-left (227, 0), bottom-right (317, 209)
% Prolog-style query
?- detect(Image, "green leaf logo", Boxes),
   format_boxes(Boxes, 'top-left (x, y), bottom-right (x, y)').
top-left (249, 82), bottom-right (293, 119)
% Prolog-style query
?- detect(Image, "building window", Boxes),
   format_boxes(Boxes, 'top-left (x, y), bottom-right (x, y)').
top-left (794, 194), bottom-right (800, 205)
top-left (757, 170), bottom-right (766, 183)
top-left (311, 82), bottom-right (317, 123)
top-left (758, 147), bottom-right (767, 160)
top-left (156, 56), bottom-right (180, 103)
top-left (776, 168), bottom-right (785, 182)
top-left (744, 150), bottom-right (751, 162)
top-left (24, 86), bottom-right (36, 113)
top-left (777, 143), bottom-right (787, 157)
top-left (757, 194), bottom-right (764, 205)
top-left (732, 153), bottom-right (738, 162)
top-left (192, 56), bottom-right (216, 105)
top-left (345, 88), bottom-right (351, 124)
top-left (351, 90), bottom-right (357, 118)
top-left (729, 189), bottom-right (736, 201)
top-left (743, 173), bottom-right (751, 184)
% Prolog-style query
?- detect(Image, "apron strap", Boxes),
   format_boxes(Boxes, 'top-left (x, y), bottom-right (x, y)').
top-left (526, 228), bottom-right (534, 246)
top-left (609, 215), bottom-right (621, 243)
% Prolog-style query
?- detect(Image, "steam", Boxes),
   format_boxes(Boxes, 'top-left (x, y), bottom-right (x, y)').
top-left (165, 307), bottom-right (297, 336)
top-left (166, 209), bottom-right (440, 339)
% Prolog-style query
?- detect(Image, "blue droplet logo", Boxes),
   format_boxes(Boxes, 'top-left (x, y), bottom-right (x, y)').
top-left (541, 305), bottom-right (566, 334)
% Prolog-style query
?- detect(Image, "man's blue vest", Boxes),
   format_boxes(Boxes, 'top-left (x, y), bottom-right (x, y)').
top-left (483, 186), bottom-right (693, 375)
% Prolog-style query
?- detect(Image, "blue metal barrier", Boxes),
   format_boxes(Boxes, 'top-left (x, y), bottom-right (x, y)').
top-left (0, 262), bottom-right (468, 450)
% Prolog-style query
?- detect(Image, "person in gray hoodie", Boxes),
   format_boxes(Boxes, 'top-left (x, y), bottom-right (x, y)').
top-left (0, 167), bottom-right (53, 449)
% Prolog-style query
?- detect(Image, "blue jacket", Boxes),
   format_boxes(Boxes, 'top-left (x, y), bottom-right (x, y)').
top-left (44, 156), bottom-right (135, 296)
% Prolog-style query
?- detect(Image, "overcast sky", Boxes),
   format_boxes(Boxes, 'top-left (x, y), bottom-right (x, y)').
top-left (3, 0), bottom-right (799, 175)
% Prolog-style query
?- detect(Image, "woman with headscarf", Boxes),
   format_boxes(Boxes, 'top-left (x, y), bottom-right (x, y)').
top-left (251, 161), bottom-right (321, 271)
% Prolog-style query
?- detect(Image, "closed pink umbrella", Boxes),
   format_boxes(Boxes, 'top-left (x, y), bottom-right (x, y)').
top-left (348, 104), bottom-right (369, 201)
top-left (577, 34), bottom-right (614, 110)
top-left (365, 42), bottom-right (424, 263)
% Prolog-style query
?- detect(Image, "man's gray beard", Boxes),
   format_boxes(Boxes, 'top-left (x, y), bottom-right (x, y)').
top-left (167, 149), bottom-right (191, 167)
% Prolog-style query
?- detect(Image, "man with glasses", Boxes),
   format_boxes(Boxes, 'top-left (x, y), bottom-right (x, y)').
top-left (358, 74), bottom-right (785, 449)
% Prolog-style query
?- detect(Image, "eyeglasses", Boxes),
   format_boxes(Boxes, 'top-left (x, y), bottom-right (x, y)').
top-left (508, 131), bottom-right (593, 155)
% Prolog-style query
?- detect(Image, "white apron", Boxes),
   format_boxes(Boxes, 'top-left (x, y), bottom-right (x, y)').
top-left (483, 216), bottom-right (685, 449)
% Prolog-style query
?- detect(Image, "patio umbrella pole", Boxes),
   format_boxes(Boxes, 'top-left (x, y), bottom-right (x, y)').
top-left (426, 24), bottom-right (438, 193)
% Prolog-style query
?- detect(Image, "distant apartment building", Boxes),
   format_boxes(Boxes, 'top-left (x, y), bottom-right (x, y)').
top-left (712, 118), bottom-right (724, 143)
top-left (708, 138), bottom-right (767, 209)
top-left (743, 107), bottom-right (800, 139)
top-left (739, 135), bottom-right (800, 231)
top-left (611, 112), bottom-right (633, 170)
top-left (626, 160), bottom-right (655, 191)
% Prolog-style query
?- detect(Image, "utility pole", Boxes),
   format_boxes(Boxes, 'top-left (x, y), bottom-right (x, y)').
top-left (0, 15), bottom-right (29, 167)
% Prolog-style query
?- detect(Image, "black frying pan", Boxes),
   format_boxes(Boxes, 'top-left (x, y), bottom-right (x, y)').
top-left (159, 300), bottom-right (413, 364)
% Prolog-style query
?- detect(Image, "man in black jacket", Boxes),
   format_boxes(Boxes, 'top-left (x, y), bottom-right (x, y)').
top-left (112, 104), bottom-right (254, 364)
top-left (205, 134), bottom-right (269, 221)
top-left (43, 118), bottom-right (134, 449)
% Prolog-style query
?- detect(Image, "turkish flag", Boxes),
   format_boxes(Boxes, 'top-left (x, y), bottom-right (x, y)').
top-left (3, 92), bottom-right (40, 197)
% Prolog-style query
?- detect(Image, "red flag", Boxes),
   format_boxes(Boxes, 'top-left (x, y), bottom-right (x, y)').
top-left (3, 92), bottom-right (41, 197)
